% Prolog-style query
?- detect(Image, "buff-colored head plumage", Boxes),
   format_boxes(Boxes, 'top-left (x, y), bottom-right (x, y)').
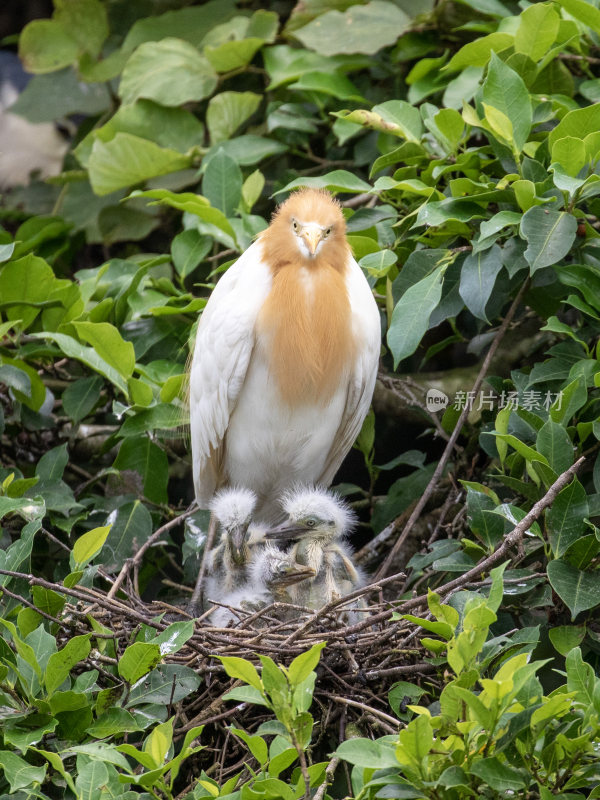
top-left (260, 188), bottom-right (349, 271)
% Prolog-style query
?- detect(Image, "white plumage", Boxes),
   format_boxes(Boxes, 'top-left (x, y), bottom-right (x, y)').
top-left (189, 189), bottom-right (380, 523)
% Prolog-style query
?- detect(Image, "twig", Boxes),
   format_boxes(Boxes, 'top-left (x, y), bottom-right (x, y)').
top-left (322, 693), bottom-right (399, 728)
top-left (376, 279), bottom-right (530, 580)
top-left (107, 507), bottom-right (195, 600)
top-left (313, 757), bottom-right (340, 800)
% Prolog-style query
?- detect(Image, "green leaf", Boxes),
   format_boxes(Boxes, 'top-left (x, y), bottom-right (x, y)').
top-left (75, 759), bottom-right (109, 800)
top-left (470, 757), bottom-right (526, 792)
top-left (76, 99), bottom-right (205, 165)
top-left (118, 642), bottom-right (162, 684)
top-left (547, 560), bottom-right (600, 620)
top-left (335, 99), bottom-right (422, 143)
top-left (0, 253), bottom-right (56, 329)
top-left (520, 207), bottom-right (577, 272)
top-left (0, 750), bottom-right (47, 792)
top-left (72, 321), bottom-right (135, 381)
top-left (565, 646), bottom-right (596, 705)
top-left (19, 19), bottom-right (79, 74)
top-left (219, 656), bottom-right (263, 691)
top-left (207, 91), bottom-right (261, 144)
top-left (287, 642), bottom-right (326, 685)
top-left (290, 70), bottom-right (364, 101)
top-left (555, 0), bottom-right (600, 35)
top-left (87, 133), bottom-right (191, 196)
top-left (231, 726), bottom-right (268, 766)
top-left (546, 479), bottom-right (588, 558)
top-left (459, 243), bottom-right (503, 323)
top-left (387, 267), bottom-right (445, 367)
top-left (36, 442), bottom-right (68, 482)
top-left (62, 376), bottom-right (103, 423)
top-left (122, 0), bottom-right (235, 51)
top-left (171, 229), bottom-right (211, 279)
top-left (206, 38), bottom-right (264, 73)
top-left (536, 420), bottom-right (574, 475)
top-left (31, 331), bottom-right (128, 396)
top-left (222, 685), bottom-right (270, 706)
top-left (551, 136), bottom-right (587, 178)
top-left (45, 635), bottom-right (92, 695)
top-left (482, 53), bottom-right (531, 152)
top-left (292, 1), bottom-right (410, 56)
top-left (113, 437), bottom-right (169, 505)
top-left (514, 3), bottom-right (559, 62)
top-left (130, 188), bottom-right (236, 240)
top-left (101, 500), bottom-right (152, 570)
top-left (334, 738), bottom-right (399, 768)
top-left (152, 621), bottom-right (195, 655)
top-left (549, 625), bottom-right (585, 656)
top-left (464, 486), bottom-right (504, 550)
top-left (72, 525), bottom-right (111, 568)
top-left (144, 718), bottom-right (173, 768)
top-left (548, 103), bottom-right (600, 152)
top-left (54, 0), bottom-right (109, 58)
top-left (120, 38), bottom-right (217, 106)
top-left (87, 708), bottom-right (141, 738)
top-left (202, 149), bottom-right (243, 217)
top-left (275, 170), bottom-right (371, 195)
top-left (445, 32), bottom-right (513, 72)
top-left (128, 664), bottom-right (201, 706)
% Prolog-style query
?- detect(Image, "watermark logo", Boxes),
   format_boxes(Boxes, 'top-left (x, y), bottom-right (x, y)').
top-left (424, 388), bottom-right (563, 413)
top-left (426, 388), bottom-right (449, 412)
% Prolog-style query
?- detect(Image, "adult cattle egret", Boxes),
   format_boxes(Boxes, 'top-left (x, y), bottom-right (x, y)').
top-left (189, 188), bottom-right (380, 523)
top-left (265, 486), bottom-right (364, 609)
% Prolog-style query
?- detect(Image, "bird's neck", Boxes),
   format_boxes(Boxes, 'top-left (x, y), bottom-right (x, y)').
top-left (257, 249), bottom-right (355, 407)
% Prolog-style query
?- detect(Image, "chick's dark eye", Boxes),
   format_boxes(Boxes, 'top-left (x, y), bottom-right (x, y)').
top-left (292, 220), bottom-right (299, 231)
top-left (325, 227), bottom-right (332, 236)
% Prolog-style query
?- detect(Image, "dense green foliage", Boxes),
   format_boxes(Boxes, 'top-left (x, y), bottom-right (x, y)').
top-left (2, 0), bottom-right (600, 796)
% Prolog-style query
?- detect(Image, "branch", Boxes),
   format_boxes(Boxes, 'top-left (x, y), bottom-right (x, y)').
top-left (375, 279), bottom-right (530, 580)
top-left (313, 757), bottom-right (340, 800)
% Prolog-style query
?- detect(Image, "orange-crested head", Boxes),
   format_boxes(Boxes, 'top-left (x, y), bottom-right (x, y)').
top-left (261, 188), bottom-right (349, 270)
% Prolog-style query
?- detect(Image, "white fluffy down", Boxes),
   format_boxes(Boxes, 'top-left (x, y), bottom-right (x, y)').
top-left (280, 486), bottom-right (356, 536)
top-left (209, 486), bottom-right (257, 530)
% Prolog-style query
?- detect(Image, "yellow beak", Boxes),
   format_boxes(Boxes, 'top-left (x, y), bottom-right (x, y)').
top-left (302, 225), bottom-right (323, 255)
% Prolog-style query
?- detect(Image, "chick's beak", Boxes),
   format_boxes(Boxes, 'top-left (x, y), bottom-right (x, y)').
top-left (265, 521), bottom-right (307, 541)
top-left (272, 566), bottom-right (316, 588)
top-left (301, 224), bottom-right (323, 255)
top-left (229, 525), bottom-right (248, 565)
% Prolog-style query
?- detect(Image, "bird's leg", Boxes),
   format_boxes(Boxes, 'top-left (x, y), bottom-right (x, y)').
top-left (188, 513), bottom-right (218, 613)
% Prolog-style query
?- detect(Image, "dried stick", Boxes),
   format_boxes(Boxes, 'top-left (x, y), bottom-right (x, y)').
top-left (322, 693), bottom-right (399, 727)
top-left (313, 758), bottom-right (340, 800)
top-left (107, 507), bottom-right (194, 600)
top-left (376, 279), bottom-right (530, 580)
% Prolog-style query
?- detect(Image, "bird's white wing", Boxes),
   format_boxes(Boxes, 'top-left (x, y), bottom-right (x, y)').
top-left (189, 241), bottom-right (272, 507)
top-left (318, 257), bottom-right (380, 487)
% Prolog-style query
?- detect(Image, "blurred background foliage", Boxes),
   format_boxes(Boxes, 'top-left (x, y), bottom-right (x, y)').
top-left (1, 0), bottom-right (600, 796)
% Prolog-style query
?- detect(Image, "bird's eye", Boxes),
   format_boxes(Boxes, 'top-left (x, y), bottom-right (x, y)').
top-left (305, 518), bottom-right (317, 528)
top-left (325, 227), bottom-right (332, 236)
top-left (292, 220), bottom-right (299, 232)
